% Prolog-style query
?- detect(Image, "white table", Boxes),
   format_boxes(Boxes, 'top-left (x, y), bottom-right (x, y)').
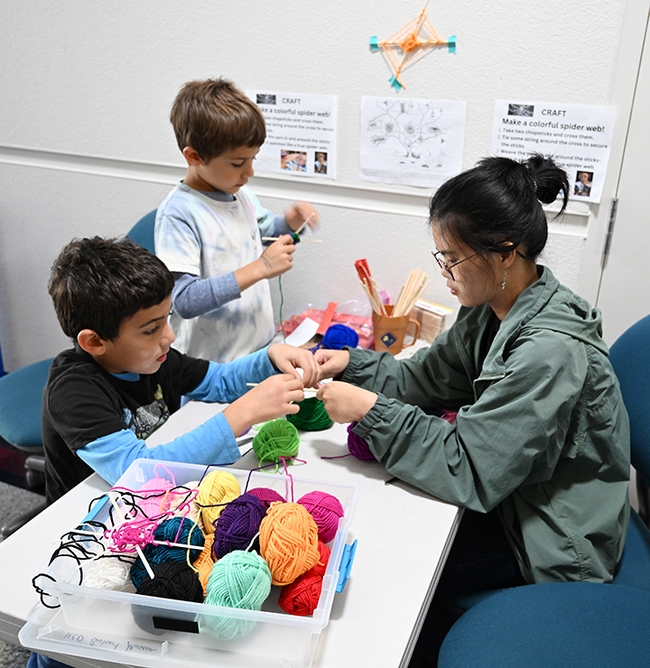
top-left (0, 402), bottom-right (461, 668)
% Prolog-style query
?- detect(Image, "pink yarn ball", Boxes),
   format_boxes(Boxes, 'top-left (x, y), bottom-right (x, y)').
top-left (297, 491), bottom-right (344, 543)
top-left (347, 422), bottom-right (375, 461)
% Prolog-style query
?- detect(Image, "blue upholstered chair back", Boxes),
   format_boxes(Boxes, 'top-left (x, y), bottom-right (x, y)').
top-left (127, 209), bottom-right (156, 253)
top-left (609, 313), bottom-right (650, 489)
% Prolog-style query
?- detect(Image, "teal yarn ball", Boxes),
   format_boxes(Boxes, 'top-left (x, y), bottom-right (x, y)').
top-left (286, 397), bottom-right (333, 431)
top-left (201, 550), bottom-right (272, 639)
top-left (252, 419), bottom-right (300, 463)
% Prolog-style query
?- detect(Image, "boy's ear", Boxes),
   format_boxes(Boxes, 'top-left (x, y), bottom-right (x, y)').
top-left (77, 329), bottom-right (107, 356)
top-left (182, 146), bottom-right (203, 167)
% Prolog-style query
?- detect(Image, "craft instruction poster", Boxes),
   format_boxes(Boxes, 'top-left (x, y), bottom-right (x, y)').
top-left (360, 96), bottom-right (466, 188)
top-left (246, 90), bottom-right (337, 179)
top-left (491, 100), bottom-right (616, 203)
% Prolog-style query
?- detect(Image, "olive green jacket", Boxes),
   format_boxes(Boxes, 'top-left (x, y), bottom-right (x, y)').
top-left (347, 267), bottom-right (630, 583)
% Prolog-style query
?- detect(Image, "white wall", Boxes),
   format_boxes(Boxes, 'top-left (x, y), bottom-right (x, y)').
top-left (0, 1), bottom-right (628, 369)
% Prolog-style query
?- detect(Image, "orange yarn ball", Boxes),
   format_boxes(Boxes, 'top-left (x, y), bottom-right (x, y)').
top-left (193, 532), bottom-right (216, 598)
top-left (259, 502), bottom-right (320, 586)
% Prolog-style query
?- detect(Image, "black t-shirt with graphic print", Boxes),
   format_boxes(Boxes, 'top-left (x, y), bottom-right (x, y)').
top-left (42, 345), bottom-right (209, 503)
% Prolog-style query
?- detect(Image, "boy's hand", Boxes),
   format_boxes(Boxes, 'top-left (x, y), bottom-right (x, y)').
top-left (314, 349), bottom-right (350, 380)
top-left (316, 381), bottom-right (378, 423)
top-left (268, 343), bottom-right (319, 387)
top-left (258, 236), bottom-right (295, 278)
top-left (285, 202), bottom-right (319, 232)
top-left (224, 375), bottom-right (304, 435)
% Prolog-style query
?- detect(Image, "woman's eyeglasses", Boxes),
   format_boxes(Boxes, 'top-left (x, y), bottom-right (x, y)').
top-left (431, 250), bottom-right (480, 281)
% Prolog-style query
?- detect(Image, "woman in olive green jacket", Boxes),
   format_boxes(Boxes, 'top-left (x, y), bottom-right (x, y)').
top-left (316, 155), bottom-right (630, 592)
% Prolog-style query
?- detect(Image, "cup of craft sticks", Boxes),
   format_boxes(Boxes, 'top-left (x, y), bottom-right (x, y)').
top-left (354, 260), bottom-right (427, 355)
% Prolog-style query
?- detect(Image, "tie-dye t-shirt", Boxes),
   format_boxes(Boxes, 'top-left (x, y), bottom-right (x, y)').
top-left (155, 183), bottom-right (275, 362)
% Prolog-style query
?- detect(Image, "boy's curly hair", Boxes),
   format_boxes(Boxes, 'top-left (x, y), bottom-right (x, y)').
top-left (48, 237), bottom-right (175, 341)
top-left (170, 78), bottom-right (266, 162)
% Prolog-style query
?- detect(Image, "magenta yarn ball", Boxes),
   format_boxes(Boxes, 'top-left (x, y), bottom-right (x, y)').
top-left (297, 491), bottom-right (344, 543)
top-left (246, 487), bottom-right (286, 511)
top-left (213, 493), bottom-right (265, 559)
top-left (347, 422), bottom-right (375, 461)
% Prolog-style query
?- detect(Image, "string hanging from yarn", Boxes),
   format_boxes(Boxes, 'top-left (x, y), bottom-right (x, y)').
top-left (259, 502), bottom-right (320, 586)
top-left (129, 516), bottom-right (205, 589)
top-left (286, 397), bottom-right (333, 432)
top-left (347, 422), bottom-right (375, 460)
top-left (297, 490), bottom-right (345, 543)
top-left (195, 469), bottom-right (241, 534)
top-left (201, 550), bottom-right (272, 639)
top-left (192, 533), bottom-right (216, 598)
top-left (212, 493), bottom-right (265, 559)
top-left (252, 419), bottom-right (300, 464)
top-left (278, 540), bottom-right (330, 616)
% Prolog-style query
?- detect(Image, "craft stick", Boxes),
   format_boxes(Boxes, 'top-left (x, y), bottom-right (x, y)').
top-left (261, 236), bottom-right (322, 242)
top-left (246, 382), bottom-right (319, 396)
top-left (108, 492), bottom-right (155, 580)
top-left (295, 212), bottom-right (316, 235)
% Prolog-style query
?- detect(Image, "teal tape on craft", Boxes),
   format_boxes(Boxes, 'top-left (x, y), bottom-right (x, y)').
top-left (389, 76), bottom-right (403, 92)
top-left (448, 35), bottom-right (457, 53)
top-left (369, 36), bottom-right (379, 52)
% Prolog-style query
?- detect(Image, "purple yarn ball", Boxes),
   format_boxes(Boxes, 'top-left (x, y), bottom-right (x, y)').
top-left (246, 487), bottom-right (286, 511)
top-left (212, 493), bottom-right (265, 559)
top-left (347, 422), bottom-right (375, 461)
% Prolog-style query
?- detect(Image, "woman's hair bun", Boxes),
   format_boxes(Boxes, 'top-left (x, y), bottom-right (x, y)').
top-left (524, 153), bottom-right (569, 207)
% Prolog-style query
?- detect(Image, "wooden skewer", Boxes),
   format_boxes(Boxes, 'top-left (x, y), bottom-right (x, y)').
top-left (262, 236), bottom-right (322, 242)
top-left (295, 212), bottom-right (316, 235)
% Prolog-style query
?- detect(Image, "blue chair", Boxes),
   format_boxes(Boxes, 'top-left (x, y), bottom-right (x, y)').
top-left (438, 582), bottom-right (650, 667)
top-left (0, 356), bottom-right (53, 537)
top-left (127, 209), bottom-right (156, 253)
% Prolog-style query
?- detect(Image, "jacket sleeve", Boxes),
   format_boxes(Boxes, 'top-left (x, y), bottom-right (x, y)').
top-left (352, 329), bottom-right (587, 512)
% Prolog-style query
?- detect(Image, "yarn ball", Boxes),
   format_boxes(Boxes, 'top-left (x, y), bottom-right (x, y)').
top-left (321, 323), bottom-right (359, 350)
top-left (196, 470), bottom-right (241, 534)
top-left (193, 533), bottom-right (216, 598)
top-left (202, 550), bottom-right (272, 639)
top-left (132, 560), bottom-right (204, 635)
top-left (252, 419), bottom-right (300, 464)
top-left (260, 502), bottom-right (320, 586)
top-left (213, 493), bottom-right (265, 559)
top-left (347, 422), bottom-right (375, 460)
top-left (129, 516), bottom-right (205, 589)
top-left (297, 490), bottom-right (345, 543)
top-left (286, 397), bottom-right (333, 431)
top-left (83, 557), bottom-right (133, 591)
top-left (133, 477), bottom-right (176, 519)
top-left (278, 541), bottom-right (331, 616)
top-left (245, 486), bottom-right (286, 511)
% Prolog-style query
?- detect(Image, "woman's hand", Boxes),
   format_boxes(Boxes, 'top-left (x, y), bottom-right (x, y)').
top-left (317, 381), bottom-right (377, 423)
top-left (314, 349), bottom-right (350, 380)
top-left (268, 343), bottom-right (319, 387)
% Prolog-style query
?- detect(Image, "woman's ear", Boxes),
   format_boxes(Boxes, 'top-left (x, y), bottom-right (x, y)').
top-left (77, 329), bottom-right (107, 356)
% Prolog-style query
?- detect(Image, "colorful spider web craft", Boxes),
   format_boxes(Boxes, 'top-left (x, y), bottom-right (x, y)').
top-left (369, 3), bottom-right (456, 92)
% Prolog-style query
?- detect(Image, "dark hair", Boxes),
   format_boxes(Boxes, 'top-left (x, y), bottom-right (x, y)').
top-left (48, 237), bottom-right (175, 341)
top-left (429, 154), bottom-right (569, 260)
top-left (170, 78), bottom-right (266, 162)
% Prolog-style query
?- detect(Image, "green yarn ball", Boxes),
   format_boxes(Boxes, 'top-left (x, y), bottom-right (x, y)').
top-left (286, 397), bottom-right (333, 431)
top-left (252, 419), bottom-right (300, 464)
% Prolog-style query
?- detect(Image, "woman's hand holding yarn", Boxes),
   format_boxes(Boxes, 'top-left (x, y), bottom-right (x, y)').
top-left (317, 380), bottom-right (378, 424)
top-left (313, 349), bottom-right (350, 380)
